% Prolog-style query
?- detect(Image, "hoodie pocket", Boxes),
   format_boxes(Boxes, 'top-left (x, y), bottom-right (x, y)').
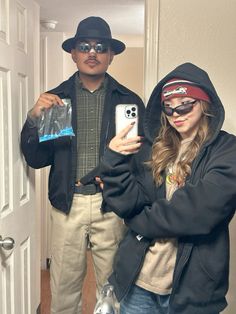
top-left (174, 246), bottom-right (216, 307)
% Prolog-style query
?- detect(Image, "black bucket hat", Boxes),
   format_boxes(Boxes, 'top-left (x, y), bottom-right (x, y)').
top-left (62, 16), bottom-right (126, 55)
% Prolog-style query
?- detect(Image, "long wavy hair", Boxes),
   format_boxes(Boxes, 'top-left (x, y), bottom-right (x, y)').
top-left (149, 101), bottom-right (213, 186)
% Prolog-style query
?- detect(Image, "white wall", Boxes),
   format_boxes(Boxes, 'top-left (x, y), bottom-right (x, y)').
top-left (40, 32), bottom-right (65, 91)
top-left (157, 0), bottom-right (236, 135)
top-left (152, 1), bottom-right (236, 312)
top-left (40, 32), bottom-right (66, 269)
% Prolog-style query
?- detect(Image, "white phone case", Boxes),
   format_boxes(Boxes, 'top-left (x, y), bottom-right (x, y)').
top-left (115, 104), bottom-right (138, 138)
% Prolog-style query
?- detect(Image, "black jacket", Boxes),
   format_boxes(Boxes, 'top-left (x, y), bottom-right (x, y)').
top-left (100, 63), bottom-right (236, 314)
top-left (20, 72), bottom-right (145, 214)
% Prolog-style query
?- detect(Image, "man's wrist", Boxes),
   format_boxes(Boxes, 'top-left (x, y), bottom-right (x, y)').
top-left (27, 109), bottom-right (39, 127)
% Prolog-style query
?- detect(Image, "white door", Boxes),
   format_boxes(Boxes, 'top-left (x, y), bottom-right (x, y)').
top-left (0, 0), bottom-right (40, 313)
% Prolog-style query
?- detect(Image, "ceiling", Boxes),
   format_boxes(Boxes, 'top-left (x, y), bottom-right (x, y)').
top-left (35, 0), bottom-right (145, 35)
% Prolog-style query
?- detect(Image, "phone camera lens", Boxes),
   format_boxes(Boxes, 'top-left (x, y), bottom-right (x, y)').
top-left (131, 107), bottom-right (136, 111)
top-left (131, 112), bottom-right (136, 117)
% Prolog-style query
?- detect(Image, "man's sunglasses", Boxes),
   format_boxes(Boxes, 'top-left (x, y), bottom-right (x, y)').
top-left (75, 42), bottom-right (109, 54)
top-left (162, 100), bottom-right (198, 116)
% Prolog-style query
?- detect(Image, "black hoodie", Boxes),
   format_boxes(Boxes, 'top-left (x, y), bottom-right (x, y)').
top-left (100, 63), bottom-right (236, 313)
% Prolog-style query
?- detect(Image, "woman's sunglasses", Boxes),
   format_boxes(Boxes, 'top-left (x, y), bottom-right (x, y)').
top-left (75, 42), bottom-right (109, 54)
top-left (162, 100), bottom-right (198, 116)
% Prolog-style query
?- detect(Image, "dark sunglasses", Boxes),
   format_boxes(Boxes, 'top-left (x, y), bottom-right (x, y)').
top-left (162, 100), bottom-right (198, 116)
top-left (75, 42), bottom-right (109, 54)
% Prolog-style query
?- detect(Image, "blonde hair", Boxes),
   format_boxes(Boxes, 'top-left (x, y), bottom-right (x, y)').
top-left (149, 101), bottom-right (213, 186)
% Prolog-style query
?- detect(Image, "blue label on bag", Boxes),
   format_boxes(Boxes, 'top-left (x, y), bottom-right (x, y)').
top-left (39, 127), bottom-right (75, 142)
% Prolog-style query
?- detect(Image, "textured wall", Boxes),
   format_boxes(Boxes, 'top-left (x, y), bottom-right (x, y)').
top-left (156, 1), bottom-right (236, 312)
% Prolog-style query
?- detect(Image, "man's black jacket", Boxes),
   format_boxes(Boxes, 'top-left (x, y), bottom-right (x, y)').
top-left (20, 72), bottom-right (145, 214)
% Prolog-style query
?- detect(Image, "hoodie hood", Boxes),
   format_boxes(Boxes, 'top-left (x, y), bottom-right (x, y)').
top-left (144, 63), bottom-right (225, 145)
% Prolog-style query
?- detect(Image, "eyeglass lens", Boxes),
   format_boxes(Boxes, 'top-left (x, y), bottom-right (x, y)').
top-left (76, 42), bottom-right (109, 53)
top-left (162, 100), bottom-right (197, 116)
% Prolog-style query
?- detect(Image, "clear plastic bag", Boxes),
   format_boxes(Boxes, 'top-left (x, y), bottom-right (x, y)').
top-left (93, 284), bottom-right (118, 314)
top-left (38, 98), bottom-right (75, 142)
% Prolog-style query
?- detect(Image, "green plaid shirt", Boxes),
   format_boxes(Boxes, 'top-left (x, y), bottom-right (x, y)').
top-left (75, 74), bottom-right (107, 181)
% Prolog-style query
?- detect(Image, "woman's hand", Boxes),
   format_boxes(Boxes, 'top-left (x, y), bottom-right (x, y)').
top-left (109, 123), bottom-right (142, 155)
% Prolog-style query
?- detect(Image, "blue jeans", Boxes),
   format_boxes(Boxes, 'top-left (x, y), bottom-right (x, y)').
top-left (120, 285), bottom-right (170, 314)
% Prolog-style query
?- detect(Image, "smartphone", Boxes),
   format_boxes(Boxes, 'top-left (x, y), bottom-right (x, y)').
top-left (115, 104), bottom-right (138, 138)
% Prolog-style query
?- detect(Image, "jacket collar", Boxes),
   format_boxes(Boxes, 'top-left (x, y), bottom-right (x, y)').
top-left (48, 71), bottom-right (129, 97)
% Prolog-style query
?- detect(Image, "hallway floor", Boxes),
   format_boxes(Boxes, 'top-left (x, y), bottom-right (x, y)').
top-left (41, 251), bottom-right (96, 314)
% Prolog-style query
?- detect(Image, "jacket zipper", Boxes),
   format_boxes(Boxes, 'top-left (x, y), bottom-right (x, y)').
top-left (169, 243), bottom-right (193, 304)
top-left (168, 152), bottom-right (206, 304)
top-left (120, 240), bottom-right (150, 300)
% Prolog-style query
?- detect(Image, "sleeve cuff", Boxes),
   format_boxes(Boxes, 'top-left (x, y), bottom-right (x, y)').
top-left (27, 109), bottom-right (39, 128)
top-left (103, 147), bottom-right (132, 166)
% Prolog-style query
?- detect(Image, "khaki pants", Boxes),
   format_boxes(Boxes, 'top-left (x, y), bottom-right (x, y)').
top-left (50, 193), bottom-right (126, 314)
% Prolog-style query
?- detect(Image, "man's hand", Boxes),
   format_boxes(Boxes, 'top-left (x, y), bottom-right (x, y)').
top-left (30, 93), bottom-right (64, 117)
top-left (95, 177), bottom-right (104, 190)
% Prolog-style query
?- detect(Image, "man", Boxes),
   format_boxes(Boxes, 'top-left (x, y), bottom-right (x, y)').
top-left (21, 16), bottom-right (145, 314)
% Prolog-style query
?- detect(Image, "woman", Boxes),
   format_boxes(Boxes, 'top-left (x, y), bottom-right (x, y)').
top-left (100, 63), bottom-right (236, 314)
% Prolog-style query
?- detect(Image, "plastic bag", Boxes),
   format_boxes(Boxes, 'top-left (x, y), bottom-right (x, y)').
top-left (38, 98), bottom-right (75, 142)
top-left (93, 284), bottom-right (118, 314)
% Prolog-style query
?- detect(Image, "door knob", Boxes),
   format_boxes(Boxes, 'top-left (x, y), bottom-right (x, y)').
top-left (0, 235), bottom-right (15, 250)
